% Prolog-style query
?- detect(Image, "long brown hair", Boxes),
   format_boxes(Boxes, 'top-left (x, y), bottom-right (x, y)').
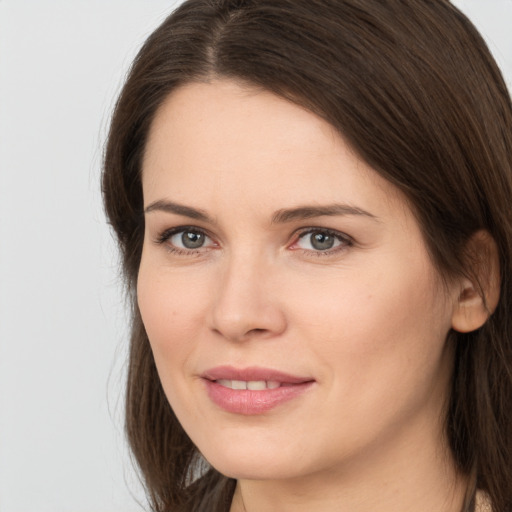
top-left (102, 1), bottom-right (512, 510)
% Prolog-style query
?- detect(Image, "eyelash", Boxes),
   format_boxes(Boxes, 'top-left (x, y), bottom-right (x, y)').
top-left (154, 226), bottom-right (353, 257)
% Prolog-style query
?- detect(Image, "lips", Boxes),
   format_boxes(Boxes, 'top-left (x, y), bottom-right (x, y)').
top-left (201, 366), bottom-right (315, 415)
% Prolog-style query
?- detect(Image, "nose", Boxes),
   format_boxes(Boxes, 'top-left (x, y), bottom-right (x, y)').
top-left (208, 252), bottom-right (287, 342)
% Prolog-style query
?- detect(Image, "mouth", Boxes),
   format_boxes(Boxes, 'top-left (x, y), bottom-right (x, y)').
top-left (215, 379), bottom-right (283, 390)
top-left (201, 366), bottom-right (315, 415)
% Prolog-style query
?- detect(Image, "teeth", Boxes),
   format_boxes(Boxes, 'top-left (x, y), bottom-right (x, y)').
top-left (216, 379), bottom-right (233, 388)
top-left (247, 380), bottom-right (266, 391)
top-left (216, 380), bottom-right (282, 390)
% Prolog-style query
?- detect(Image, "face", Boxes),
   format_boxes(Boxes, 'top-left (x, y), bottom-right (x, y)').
top-left (138, 80), bottom-right (459, 481)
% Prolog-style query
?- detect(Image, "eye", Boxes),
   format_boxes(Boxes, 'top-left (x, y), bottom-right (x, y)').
top-left (171, 230), bottom-right (207, 249)
top-left (293, 229), bottom-right (351, 253)
top-left (156, 227), bottom-right (216, 253)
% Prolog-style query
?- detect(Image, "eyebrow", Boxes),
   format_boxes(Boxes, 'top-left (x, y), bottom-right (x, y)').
top-left (271, 204), bottom-right (379, 224)
top-left (144, 200), bottom-right (379, 224)
top-left (144, 200), bottom-right (213, 222)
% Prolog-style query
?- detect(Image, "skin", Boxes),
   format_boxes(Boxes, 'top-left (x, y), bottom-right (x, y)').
top-left (138, 79), bottom-right (476, 512)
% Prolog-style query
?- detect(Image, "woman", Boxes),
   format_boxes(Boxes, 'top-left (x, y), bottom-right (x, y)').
top-left (102, 0), bottom-right (512, 511)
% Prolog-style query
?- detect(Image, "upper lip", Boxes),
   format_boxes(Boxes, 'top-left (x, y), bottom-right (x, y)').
top-left (201, 365), bottom-right (314, 384)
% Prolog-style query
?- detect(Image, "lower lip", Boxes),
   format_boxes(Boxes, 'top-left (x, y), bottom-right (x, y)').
top-left (204, 380), bottom-right (314, 415)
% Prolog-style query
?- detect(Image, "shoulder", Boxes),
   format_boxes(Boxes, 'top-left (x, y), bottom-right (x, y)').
top-left (475, 491), bottom-right (492, 512)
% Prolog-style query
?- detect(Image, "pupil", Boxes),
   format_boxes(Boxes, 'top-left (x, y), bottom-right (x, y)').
top-left (311, 232), bottom-right (334, 250)
top-left (182, 231), bottom-right (204, 249)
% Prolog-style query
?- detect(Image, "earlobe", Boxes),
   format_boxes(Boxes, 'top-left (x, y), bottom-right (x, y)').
top-left (451, 279), bottom-right (492, 333)
top-left (451, 231), bottom-right (501, 333)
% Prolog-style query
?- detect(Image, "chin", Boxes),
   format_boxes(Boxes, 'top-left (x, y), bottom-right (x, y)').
top-left (191, 432), bottom-right (291, 478)
top-left (197, 434), bottom-right (321, 482)
top-left (207, 455), bottom-right (303, 481)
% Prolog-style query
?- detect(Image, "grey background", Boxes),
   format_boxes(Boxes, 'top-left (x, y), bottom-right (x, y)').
top-left (0, 1), bottom-right (510, 511)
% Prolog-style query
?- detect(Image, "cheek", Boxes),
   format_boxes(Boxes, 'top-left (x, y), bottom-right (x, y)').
top-left (276, 261), bottom-right (454, 461)
top-left (136, 262), bottom-right (213, 430)
top-left (285, 256), bottom-right (452, 387)
top-left (136, 260), bottom-right (209, 368)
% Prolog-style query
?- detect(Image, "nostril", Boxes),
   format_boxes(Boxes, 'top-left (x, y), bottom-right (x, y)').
top-left (209, 295), bottom-right (287, 341)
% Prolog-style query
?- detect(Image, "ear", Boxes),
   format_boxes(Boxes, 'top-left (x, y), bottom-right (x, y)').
top-left (451, 230), bottom-right (501, 333)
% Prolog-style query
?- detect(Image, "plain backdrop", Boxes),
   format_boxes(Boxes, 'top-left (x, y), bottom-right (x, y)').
top-left (0, 1), bottom-right (510, 511)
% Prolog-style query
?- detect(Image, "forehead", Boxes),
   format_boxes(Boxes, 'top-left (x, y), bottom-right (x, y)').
top-left (143, 79), bottom-right (343, 171)
top-left (142, 79), bottom-right (402, 220)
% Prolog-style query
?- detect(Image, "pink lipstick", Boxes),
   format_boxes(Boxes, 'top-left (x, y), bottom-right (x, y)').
top-left (201, 366), bottom-right (315, 415)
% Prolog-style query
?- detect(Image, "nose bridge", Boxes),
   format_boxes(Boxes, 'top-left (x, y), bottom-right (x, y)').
top-left (209, 246), bottom-right (286, 341)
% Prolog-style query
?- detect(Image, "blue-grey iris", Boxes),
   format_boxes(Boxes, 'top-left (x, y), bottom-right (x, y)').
top-left (311, 232), bottom-right (335, 250)
top-left (182, 231), bottom-right (205, 249)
